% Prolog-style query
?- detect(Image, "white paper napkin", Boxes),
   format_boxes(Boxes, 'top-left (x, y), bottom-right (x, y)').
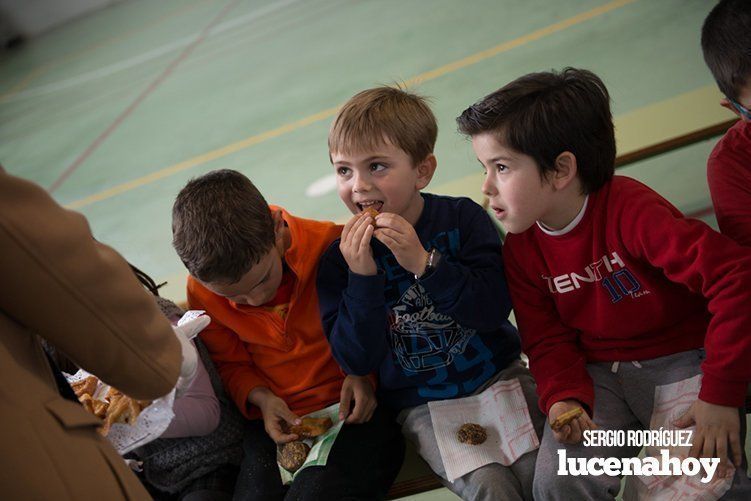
top-left (428, 378), bottom-right (539, 482)
top-left (66, 369), bottom-right (176, 454)
top-left (632, 374), bottom-right (733, 500)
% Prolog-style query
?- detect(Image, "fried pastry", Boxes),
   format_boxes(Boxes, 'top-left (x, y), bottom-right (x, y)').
top-left (106, 387), bottom-right (123, 401)
top-left (92, 398), bottom-right (109, 419)
top-left (457, 423), bottom-right (487, 445)
top-left (362, 206), bottom-right (379, 226)
top-left (100, 396), bottom-right (128, 433)
top-left (363, 206), bottom-right (379, 218)
top-left (550, 407), bottom-right (583, 431)
top-left (288, 417), bottom-right (333, 438)
top-left (278, 441), bottom-right (310, 472)
top-left (71, 374), bottom-right (152, 436)
top-left (72, 375), bottom-right (98, 399)
top-left (79, 394), bottom-right (95, 414)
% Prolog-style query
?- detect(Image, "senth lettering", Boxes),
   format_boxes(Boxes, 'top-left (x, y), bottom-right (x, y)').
top-left (543, 252), bottom-right (625, 294)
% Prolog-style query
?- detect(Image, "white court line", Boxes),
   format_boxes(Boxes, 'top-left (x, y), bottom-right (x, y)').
top-left (305, 173), bottom-right (338, 197)
top-left (0, 0), bottom-right (349, 145)
top-left (0, 0), bottom-right (300, 104)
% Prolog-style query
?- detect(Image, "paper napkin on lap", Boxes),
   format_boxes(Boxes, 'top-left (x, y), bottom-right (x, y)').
top-left (278, 403), bottom-right (344, 485)
top-left (631, 374), bottom-right (733, 501)
top-left (429, 378), bottom-right (539, 482)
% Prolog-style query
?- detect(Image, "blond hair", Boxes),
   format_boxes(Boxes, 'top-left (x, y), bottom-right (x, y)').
top-left (329, 86), bottom-right (437, 164)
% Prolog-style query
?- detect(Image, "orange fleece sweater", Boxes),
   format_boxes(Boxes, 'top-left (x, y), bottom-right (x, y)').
top-left (188, 208), bottom-right (344, 419)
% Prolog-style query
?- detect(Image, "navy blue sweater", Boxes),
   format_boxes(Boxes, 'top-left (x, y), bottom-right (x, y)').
top-left (317, 193), bottom-right (521, 410)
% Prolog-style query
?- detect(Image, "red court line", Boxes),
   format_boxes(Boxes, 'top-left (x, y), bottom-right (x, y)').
top-left (48, 0), bottom-right (239, 193)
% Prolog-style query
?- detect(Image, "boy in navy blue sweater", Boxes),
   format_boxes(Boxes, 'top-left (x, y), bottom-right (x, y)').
top-left (316, 86), bottom-right (544, 500)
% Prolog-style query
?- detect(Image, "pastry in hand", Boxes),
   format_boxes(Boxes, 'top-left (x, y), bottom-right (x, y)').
top-left (362, 206), bottom-right (380, 226)
top-left (288, 417), bottom-right (333, 438)
top-left (550, 407), bottom-right (583, 431)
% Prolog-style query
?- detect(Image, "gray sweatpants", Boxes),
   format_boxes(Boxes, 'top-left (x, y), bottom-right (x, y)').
top-left (534, 349), bottom-right (751, 500)
top-left (397, 360), bottom-right (545, 501)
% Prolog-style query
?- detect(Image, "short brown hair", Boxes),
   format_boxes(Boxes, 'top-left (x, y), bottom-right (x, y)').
top-left (701, 0), bottom-right (751, 101)
top-left (329, 86), bottom-right (437, 164)
top-left (172, 169), bottom-right (274, 283)
top-left (456, 68), bottom-right (615, 194)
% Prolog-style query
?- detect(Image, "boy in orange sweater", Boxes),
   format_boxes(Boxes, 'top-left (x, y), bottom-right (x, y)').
top-left (172, 169), bottom-right (404, 501)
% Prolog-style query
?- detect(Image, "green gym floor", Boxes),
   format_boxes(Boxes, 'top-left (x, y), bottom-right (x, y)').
top-left (0, 2), bottom-right (745, 498)
top-left (0, 0), bottom-right (735, 302)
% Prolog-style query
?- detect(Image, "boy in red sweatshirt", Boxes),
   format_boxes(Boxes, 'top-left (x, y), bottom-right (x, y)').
top-left (457, 68), bottom-right (751, 499)
top-left (172, 169), bottom-right (403, 500)
top-left (702, 0), bottom-right (751, 247)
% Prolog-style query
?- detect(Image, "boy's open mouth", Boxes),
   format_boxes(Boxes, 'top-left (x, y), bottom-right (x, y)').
top-left (356, 200), bottom-right (384, 213)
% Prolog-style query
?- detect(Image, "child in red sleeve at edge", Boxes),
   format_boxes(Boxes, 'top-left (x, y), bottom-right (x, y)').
top-left (457, 68), bottom-right (751, 500)
top-left (171, 170), bottom-right (404, 501)
top-left (702, 0), bottom-right (751, 247)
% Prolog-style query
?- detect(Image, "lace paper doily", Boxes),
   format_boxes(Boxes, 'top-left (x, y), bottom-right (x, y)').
top-left (65, 369), bottom-right (175, 454)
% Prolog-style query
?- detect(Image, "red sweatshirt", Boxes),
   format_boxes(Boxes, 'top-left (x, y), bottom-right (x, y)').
top-left (504, 176), bottom-right (751, 414)
top-left (188, 208), bottom-right (344, 419)
top-left (707, 119), bottom-right (751, 247)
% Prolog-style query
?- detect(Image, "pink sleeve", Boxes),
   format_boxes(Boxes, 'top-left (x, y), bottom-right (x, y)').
top-left (160, 346), bottom-right (220, 438)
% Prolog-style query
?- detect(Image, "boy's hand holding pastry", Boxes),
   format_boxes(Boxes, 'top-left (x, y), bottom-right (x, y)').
top-left (339, 374), bottom-right (377, 424)
top-left (674, 398), bottom-right (741, 479)
top-left (341, 212), bottom-right (377, 276)
top-left (372, 213), bottom-right (429, 276)
top-left (548, 399), bottom-right (597, 444)
top-left (249, 387), bottom-right (302, 444)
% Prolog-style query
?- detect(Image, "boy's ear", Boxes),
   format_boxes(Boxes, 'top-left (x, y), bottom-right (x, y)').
top-left (271, 209), bottom-right (290, 255)
top-left (550, 151), bottom-right (578, 191)
top-left (272, 209), bottom-right (285, 239)
top-left (415, 154), bottom-right (437, 190)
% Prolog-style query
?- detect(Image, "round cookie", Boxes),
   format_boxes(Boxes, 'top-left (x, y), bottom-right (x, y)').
top-left (279, 441), bottom-right (311, 472)
top-left (457, 423), bottom-right (487, 445)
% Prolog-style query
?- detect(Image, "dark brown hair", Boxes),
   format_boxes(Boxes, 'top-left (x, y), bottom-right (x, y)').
top-left (329, 85), bottom-right (437, 164)
top-left (456, 68), bottom-right (615, 194)
top-left (702, 0), bottom-right (751, 101)
top-left (172, 169), bottom-right (274, 283)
